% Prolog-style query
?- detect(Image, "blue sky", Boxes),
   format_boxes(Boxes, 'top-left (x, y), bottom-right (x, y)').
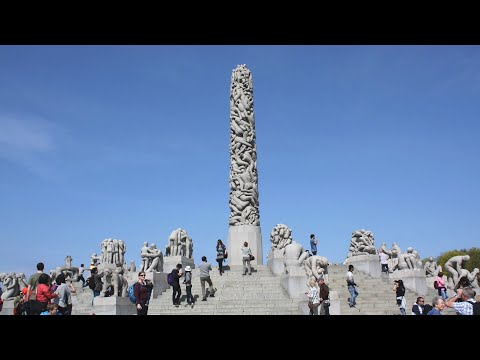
top-left (1, 45), bottom-right (479, 279)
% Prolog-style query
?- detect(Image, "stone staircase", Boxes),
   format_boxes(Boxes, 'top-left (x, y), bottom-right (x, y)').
top-left (147, 265), bottom-right (300, 315)
top-left (327, 265), bottom-right (456, 315)
top-left (71, 284), bottom-right (97, 315)
top-left (70, 264), bottom-right (457, 315)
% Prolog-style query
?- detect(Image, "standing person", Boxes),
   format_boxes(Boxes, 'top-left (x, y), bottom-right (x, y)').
top-left (445, 287), bottom-right (476, 315)
top-left (134, 271), bottom-right (153, 315)
top-left (378, 250), bottom-right (389, 274)
top-left (427, 296), bottom-right (446, 315)
top-left (305, 276), bottom-right (320, 315)
top-left (216, 239), bottom-right (227, 275)
top-left (25, 262), bottom-right (45, 314)
top-left (54, 274), bottom-right (76, 315)
top-left (241, 241), bottom-right (253, 275)
top-left (89, 267), bottom-right (102, 305)
top-left (183, 266), bottom-right (195, 307)
top-left (78, 264), bottom-right (86, 287)
top-left (310, 234), bottom-right (318, 256)
top-left (346, 264), bottom-right (358, 308)
top-left (171, 263), bottom-right (183, 307)
top-left (198, 256), bottom-right (216, 301)
top-left (33, 273), bottom-right (58, 315)
top-left (436, 272), bottom-right (448, 300)
top-left (393, 280), bottom-right (406, 315)
top-left (318, 277), bottom-right (330, 315)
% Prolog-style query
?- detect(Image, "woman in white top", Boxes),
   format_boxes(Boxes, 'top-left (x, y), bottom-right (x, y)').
top-left (305, 276), bottom-right (321, 315)
top-left (241, 242), bottom-right (253, 275)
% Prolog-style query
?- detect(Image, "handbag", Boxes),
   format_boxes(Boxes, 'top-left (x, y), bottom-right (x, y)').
top-left (307, 300), bottom-right (313, 309)
top-left (224, 251), bottom-right (228, 259)
top-left (249, 254), bottom-right (255, 261)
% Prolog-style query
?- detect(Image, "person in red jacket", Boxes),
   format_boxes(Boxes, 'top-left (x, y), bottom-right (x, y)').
top-left (32, 273), bottom-right (58, 315)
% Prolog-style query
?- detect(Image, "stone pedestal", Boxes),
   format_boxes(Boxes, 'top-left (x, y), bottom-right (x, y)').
top-left (163, 256), bottom-right (195, 275)
top-left (145, 271), bottom-right (169, 299)
top-left (328, 290), bottom-right (341, 315)
top-left (267, 249), bottom-right (285, 276)
top-left (345, 254), bottom-right (381, 278)
top-left (390, 269), bottom-right (427, 295)
top-left (227, 225), bottom-right (263, 266)
top-left (280, 265), bottom-right (308, 299)
top-left (92, 296), bottom-right (136, 315)
top-left (0, 299), bottom-right (15, 315)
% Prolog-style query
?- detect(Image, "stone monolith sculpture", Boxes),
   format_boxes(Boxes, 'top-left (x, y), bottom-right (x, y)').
top-left (227, 64), bottom-right (263, 266)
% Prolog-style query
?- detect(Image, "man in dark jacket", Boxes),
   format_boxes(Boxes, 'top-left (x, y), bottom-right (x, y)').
top-left (171, 263), bottom-right (183, 306)
top-left (318, 277), bottom-right (330, 315)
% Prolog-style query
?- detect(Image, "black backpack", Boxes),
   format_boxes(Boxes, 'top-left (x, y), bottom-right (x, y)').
top-left (87, 276), bottom-right (96, 290)
top-left (167, 271), bottom-right (174, 286)
top-left (468, 300), bottom-right (480, 315)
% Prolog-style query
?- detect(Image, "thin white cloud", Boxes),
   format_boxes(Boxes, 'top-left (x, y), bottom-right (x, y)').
top-left (0, 114), bottom-right (55, 153)
top-left (0, 114), bottom-right (61, 179)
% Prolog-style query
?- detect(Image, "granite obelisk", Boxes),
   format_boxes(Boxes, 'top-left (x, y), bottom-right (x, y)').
top-left (227, 64), bottom-right (263, 266)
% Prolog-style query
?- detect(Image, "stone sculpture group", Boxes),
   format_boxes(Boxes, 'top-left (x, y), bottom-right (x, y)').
top-left (229, 64), bottom-right (260, 227)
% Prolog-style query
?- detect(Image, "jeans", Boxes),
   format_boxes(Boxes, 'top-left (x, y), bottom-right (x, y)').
top-left (400, 307), bottom-right (406, 315)
top-left (242, 257), bottom-right (251, 275)
top-left (439, 288), bottom-right (447, 300)
top-left (217, 259), bottom-right (224, 274)
top-left (348, 285), bottom-right (358, 306)
top-left (200, 277), bottom-right (214, 298)
top-left (186, 285), bottom-right (194, 304)
top-left (172, 285), bottom-right (181, 305)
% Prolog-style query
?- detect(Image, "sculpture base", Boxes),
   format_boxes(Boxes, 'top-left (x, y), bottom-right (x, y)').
top-left (92, 296), bottom-right (136, 315)
top-left (0, 299), bottom-right (15, 315)
top-left (390, 269), bottom-right (427, 295)
top-left (163, 256), bottom-right (195, 275)
top-left (145, 271), bottom-right (169, 299)
top-left (280, 266), bottom-right (308, 299)
top-left (227, 225), bottom-right (263, 266)
top-left (345, 254), bottom-right (381, 278)
top-left (267, 249), bottom-right (285, 276)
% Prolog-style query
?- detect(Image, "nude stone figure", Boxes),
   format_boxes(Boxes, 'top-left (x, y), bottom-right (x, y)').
top-left (303, 255), bottom-right (330, 282)
top-left (284, 241), bottom-right (310, 269)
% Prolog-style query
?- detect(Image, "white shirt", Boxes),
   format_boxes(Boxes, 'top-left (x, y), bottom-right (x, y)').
top-left (379, 253), bottom-right (389, 264)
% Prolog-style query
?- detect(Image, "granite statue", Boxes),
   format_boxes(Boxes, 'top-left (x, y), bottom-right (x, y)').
top-left (346, 229), bottom-right (377, 257)
top-left (269, 224), bottom-right (293, 253)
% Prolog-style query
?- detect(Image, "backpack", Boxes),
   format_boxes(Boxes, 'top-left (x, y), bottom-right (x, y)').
top-left (167, 271), bottom-right (174, 286)
top-left (87, 276), bottom-right (96, 290)
top-left (433, 281), bottom-right (438, 289)
top-left (127, 283), bottom-right (136, 304)
top-left (468, 300), bottom-right (480, 315)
